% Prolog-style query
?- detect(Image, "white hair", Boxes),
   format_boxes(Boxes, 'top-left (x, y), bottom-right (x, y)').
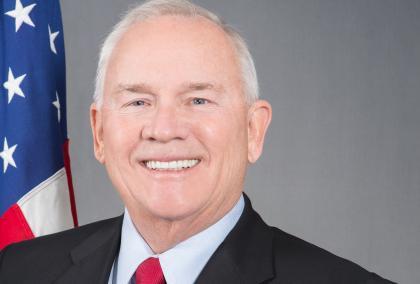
top-left (94, 0), bottom-right (259, 106)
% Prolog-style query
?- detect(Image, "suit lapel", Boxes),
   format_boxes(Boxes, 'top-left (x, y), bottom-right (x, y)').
top-left (56, 216), bottom-right (123, 284)
top-left (196, 194), bottom-right (275, 284)
top-left (52, 195), bottom-right (273, 284)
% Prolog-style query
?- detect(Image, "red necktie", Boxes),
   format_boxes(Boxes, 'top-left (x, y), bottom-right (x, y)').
top-left (135, 257), bottom-right (166, 284)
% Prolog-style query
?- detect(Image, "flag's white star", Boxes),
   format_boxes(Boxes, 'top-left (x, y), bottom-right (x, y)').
top-left (3, 67), bottom-right (26, 104)
top-left (48, 25), bottom-right (59, 54)
top-left (52, 92), bottom-right (61, 122)
top-left (4, 0), bottom-right (36, 32)
top-left (0, 138), bottom-right (18, 174)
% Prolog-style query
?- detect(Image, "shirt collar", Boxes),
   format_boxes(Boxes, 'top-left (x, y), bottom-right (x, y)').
top-left (115, 195), bottom-right (244, 284)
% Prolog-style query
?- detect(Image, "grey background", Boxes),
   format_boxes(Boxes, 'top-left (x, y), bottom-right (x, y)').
top-left (60, 0), bottom-right (420, 283)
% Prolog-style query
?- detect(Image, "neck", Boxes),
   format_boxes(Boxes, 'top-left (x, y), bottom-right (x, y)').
top-left (127, 193), bottom-right (241, 254)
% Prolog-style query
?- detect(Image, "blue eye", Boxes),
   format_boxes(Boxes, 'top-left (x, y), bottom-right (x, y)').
top-left (129, 100), bottom-right (145, 106)
top-left (192, 98), bottom-right (208, 105)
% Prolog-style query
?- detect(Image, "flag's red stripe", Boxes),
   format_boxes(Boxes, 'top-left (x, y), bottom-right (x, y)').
top-left (63, 139), bottom-right (78, 227)
top-left (0, 204), bottom-right (35, 250)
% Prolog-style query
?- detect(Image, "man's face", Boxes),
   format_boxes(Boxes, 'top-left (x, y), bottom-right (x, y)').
top-left (91, 16), bottom-right (270, 223)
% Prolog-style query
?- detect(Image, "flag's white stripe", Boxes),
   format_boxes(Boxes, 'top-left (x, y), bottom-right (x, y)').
top-left (17, 168), bottom-right (74, 237)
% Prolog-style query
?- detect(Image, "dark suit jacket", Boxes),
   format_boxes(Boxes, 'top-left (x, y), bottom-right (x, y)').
top-left (0, 195), bottom-right (395, 283)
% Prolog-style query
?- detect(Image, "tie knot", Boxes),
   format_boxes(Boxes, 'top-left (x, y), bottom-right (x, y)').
top-left (135, 257), bottom-right (166, 284)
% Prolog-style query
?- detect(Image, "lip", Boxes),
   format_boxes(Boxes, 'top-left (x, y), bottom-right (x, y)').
top-left (138, 158), bottom-right (202, 178)
top-left (140, 156), bottom-right (201, 163)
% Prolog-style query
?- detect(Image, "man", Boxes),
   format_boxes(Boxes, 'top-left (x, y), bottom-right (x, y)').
top-left (0, 0), bottom-right (395, 283)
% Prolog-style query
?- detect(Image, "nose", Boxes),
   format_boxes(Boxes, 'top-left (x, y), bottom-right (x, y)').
top-left (141, 104), bottom-right (188, 142)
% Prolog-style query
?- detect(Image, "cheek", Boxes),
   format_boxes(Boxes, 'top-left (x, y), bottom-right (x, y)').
top-left (197, 111), bottom-right (248, 160)
top-left (102, 115), bottom-right (139, 161)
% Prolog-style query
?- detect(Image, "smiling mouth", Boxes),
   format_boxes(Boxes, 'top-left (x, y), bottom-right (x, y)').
top-left (142, 159), bottom-right (200, 171)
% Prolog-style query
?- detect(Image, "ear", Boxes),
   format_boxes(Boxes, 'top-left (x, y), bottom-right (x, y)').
top-left (247, 100), bottom-right (272, 163)
top-left (90, 103), bottom-right (105, 164)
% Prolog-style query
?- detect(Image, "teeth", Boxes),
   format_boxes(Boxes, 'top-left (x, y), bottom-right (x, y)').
top-left (145, 159), bottom-right (199, 171)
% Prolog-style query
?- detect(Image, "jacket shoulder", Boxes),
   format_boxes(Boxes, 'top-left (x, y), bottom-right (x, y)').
top-left (269, 226), bottom-right (395, 283)
top-left (0, 216), bottom-right (122, 281)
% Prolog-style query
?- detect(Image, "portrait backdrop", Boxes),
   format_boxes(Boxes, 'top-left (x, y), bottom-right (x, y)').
top-left (60, 0), bottom-right (420, 283)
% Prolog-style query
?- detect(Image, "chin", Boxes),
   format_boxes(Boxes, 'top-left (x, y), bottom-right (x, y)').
top-left (140, 191), bottom-right (207, 222)
top-left (145, 201), bottom-right (202, 221)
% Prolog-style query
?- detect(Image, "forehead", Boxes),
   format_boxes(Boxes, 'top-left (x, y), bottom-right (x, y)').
top-left (123, 14), bottom-right (233, 45)
top-left (105, 15), bottom-right (242, 92)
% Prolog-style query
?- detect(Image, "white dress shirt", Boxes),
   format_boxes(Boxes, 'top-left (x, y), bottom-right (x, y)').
top-left (108, 195), bottom-right (244, 284)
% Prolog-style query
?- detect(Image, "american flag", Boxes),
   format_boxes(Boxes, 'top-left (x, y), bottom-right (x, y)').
top-left (0, 0), bottom-right (77, 249)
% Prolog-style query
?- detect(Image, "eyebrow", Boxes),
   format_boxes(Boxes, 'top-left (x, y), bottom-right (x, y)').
top-left (116, 83), bottom-right (155, 95)
top-left (115, 81), bottom-right (225, 96)
top-left (181, 82), bottom-right (225, 94)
